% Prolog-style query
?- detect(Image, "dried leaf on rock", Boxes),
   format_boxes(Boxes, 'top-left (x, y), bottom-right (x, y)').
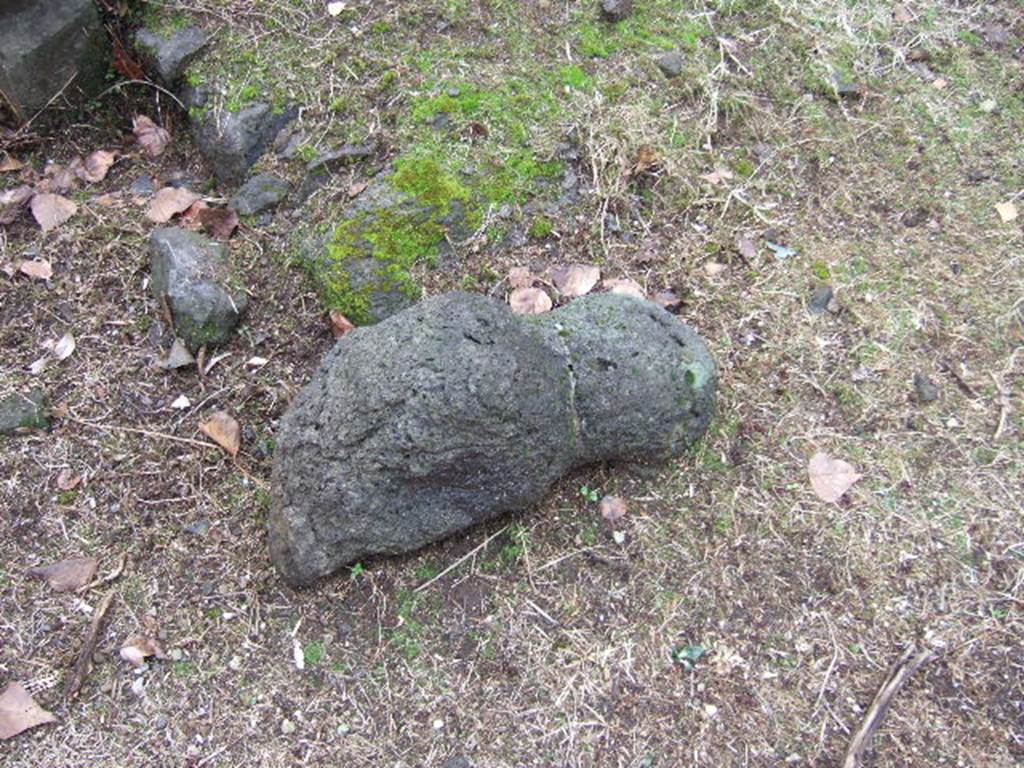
top-left (0, 682), bottom-right (56, 740)
top-left (198, 207), bottom-right (239, 239)
top-left (30, 193), bottom-right (77, 232)
top-left (133, 115), bottom-right (170, 157)
top-left (329, 309), bottom-right (356, 337)
top-left (347, 181), bottom-right (368, 198)
top-left (507, 266), bottom-right (533, 290)
top-left (78, 150), bottom-right (117, 183)
top-left (146, 187), bottom-right (200, 223)
top-left (599, 495), bottom-right (628, 523)
top-left (200, 412), bottom-right (241, 457)
top-left (700, 168), bottom-right (734, 185)
top-left (56, 469), bottom-right (81, 491)
top-left (808, 451), bottom-right (862, 503)
top-left (509, 287), bottom-right (552, 315)
top-left (0, 153), bottom-right (24, 173)
top-left (18, 260), bottom-right (53, 281)
top-left (120, 635), bottom-right (167, 668)
top-left (551, 264), bottom-right (601, 298)
top-left (28, 557), bottom-right (98, 592)
top-left (995, 201), bottom-right (1018, 223)
top-left (602, 278), bottom-right (646, 300)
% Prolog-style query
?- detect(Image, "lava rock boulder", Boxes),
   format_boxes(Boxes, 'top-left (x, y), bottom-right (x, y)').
top-left (135, 25), bottom-right (210, 83)
top-left (149, 228), bottom-right (248, 351)
top-left (191, 101), bottom-right (297, 184)
top-left (0, 389), bottom-right (50, 436)
top-left (230, 173), bottom-right (290, 215)
top-left (270, 291), bottom-right (716, 586)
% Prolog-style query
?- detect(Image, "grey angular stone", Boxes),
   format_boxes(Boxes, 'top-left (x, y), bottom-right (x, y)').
top-left (914, 372), bottom-right (939, 404)
top-left (192, 102), bottom-right (297, 184)
top-left (809, 284), bottom-right (834, 314)
top-left (0, 0), bottom-right (107, 121)
top-left (135, 26), bottom-right (209, 83)
top-left (0, 388), bottom-right (50, 436)
top-left (656, 51), bottom-right (684, 78)
top-left (269, 292), bottom-right (716, 586)
top-left (149, 228), bottom-right (248, 351)
top-left (305, 142), bottom-right (376, 171)
top-left (230, 173), bottom-right (290, 215)
top-left (601, 0), bottom-right (634, 22)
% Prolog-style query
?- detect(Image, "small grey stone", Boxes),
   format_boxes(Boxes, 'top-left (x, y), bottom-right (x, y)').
top-left (809, 284), bottom-right (834, 314)
top-left (656, 51), bottom-right (684, 78)
top-left (131, 174), bottom-right (156, 197)
top-left (446, 87), bottom-right (462, 97)
top-left (192, 102), bottom-right (297, 184)
top-left (0, 389), bottom-right (50, 436)
top-left (149, 228), bottom-right (248, 351)
top-left (269, 292), bottom-right (716, 586)
top-left (230, 173), bottom-right (290, 216)
top-left (440, 758), bottom-right (473, 768)
top-left (830, 73), bottom-right (863, 99)
top-left (914, 372), bottom-right (939, 404)
top-left (135, 26), bottom-right (209, 83)
top-left (184, 519), bottom-right (211, 537)
top-left (305, 142), bottom-right (376, 171)
top-left (600, 0), bottom-right (634, 22)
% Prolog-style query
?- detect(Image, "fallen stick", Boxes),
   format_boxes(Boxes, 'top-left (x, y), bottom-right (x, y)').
top-left (415, 525), bottom-right (509, 593)
top-left (65, 589), bottom-right (115, 699)
top-left (842, 643), bottom-right (935, 768)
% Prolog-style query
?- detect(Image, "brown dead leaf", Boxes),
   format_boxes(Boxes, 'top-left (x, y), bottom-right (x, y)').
top-left (700, 168), bottom-right (734, 186)
top-left (893, 4), bottom-right (914, 23)
top-left (28, 557), bottom-right (98, 592)
top-left (40, 161), bottom-right (78, 194)
top-left (78, 150), bottom-right (117, 183)
top-left (56, 469), bottom-right (82, 491)
top-left (200, 411), bottom-right (241, 457)
top-left (599, 495), bottom-right (628, 523)
top-left (0, 682), bottom-right (57, 740)
top-left (509, 286), bottom-right (553, 315)
top-left (18, 260), bottom-right (53, 281)
top-left (551, 264), bottom-right (601, 298)
top-left (329, 309), bottom-right (356, 337)
top-left (0, 153), bottom-right (24, 173)
top-left (119, 635), bottom-right (167, 668)
top-left (133, 115), bottom-right (170, 158)
top-left (179, 199), bottom-right (209, 229)
top-left (808, 451), bottom-right (862, 503)
top-left (602, 277), bottom-right (646, 300)
top-left (198, 207), bottom-right (239, 239)
top-left (653, 289), bottom-right (682, 312)
top-left (507, 266), bottom-right (533, 289)
top-left (0, 185), bottom-right (34, 207)
top-left (632, 144), bottom-right (660, 175)
top-left (157, 339), bottom-right (196, 371)
top-left (30, 193), bottom-right (78, 232)
top-left (704, 261), bottom-right (727, 277)
top-left (146, 187), bottom-right (201, 223)
top-left (347, 181), bottom-right (368, 198)
top-left (995, 201), bottom-right (1018, 223)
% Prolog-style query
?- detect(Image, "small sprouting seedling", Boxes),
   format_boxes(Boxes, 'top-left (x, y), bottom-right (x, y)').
top-left (349, 562), bottom-right (365, 580)
top-left (672, 643), bottom-right (707, 670)
top-left (303, 641), bottom-right (325, 666)
top-left (579, 485), bottom-right (601, 503)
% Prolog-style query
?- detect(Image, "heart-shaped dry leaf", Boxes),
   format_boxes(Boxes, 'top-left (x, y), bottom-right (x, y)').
top-left (120, 635), bottom-right (167, 668)
top-left (599, 495), bottom-right (628, 523)
top-left (552, 264), bottom-right (601, 298)
top-left (30, 193), bottom-right (78, 232)
top-left (602, 278), bottom-right (646, 300)
top-left (28, 557), bottom-right (98, 592)
top-left (77, 150), bottom-right (117, 183)
top-left (508, 287), bottom-right (552, 315)
top-left (0, 682), bottom-right (57, 740)
top-left (146, 187), bottom-right (201, 223)
top-left (132, 115), bottom-right (170, 158)
top-left (18, 260), bottom-right (53, 281)
top-left (200, 412), bottom-right (241, 457)
top-left (808, 451), bottom-right (862, 503)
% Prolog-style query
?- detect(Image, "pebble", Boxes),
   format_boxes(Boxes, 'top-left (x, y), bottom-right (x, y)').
top-left (808, 284), bottom-right (834, 314)
top-left (914, 372), bottom-right (939, 403)
top-left (656, 51), bottom-right (684, 78)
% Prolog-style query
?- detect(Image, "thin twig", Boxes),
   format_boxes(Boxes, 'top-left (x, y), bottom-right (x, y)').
top-left (842, 643), bottom-right (935, 768)
top-left (415, 525), bottom-right (509, 593)
top-left (96, 79), bottom-right (187, 111)
top-left (77, 554), bottom-right (126, 594)
top-left (66, 589), bottom-right (115, 699)
top-left (70, 416), bottom-right (220, 451)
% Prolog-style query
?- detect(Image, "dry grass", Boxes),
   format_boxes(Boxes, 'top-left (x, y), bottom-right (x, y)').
top-left (1, 0), bottom-right (1022, 766)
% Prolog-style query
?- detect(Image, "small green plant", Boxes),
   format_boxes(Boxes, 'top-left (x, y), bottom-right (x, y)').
top-left (579, 485), bottom-right (601, 503)
top-left (529, 216), bottom-right (554, 239)
top-left (349, 562), bottom-right (365, 580)
top-left (303, 641), bottom-right (326, 666)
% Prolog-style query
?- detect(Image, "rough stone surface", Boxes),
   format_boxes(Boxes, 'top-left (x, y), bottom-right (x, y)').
top-left (914, 372), bottom-right (939, 403)
top-left (0, 0), bottom-right (107, 121)
top-left (808, 283), bottom-right (834, 314)
top-left (601, 0), bottom-right (635, 22)
top-left (0, 388), bottom-right (50, 436)
top-left (191, 101), bottom-right (297, 184)
top-left (270, 292), bottom-right (717, 586)
top-left (135, 26), bottom-right (210, 83)
top-left (230, 173), bottom-right (290, 215)
top-left (656, 51), bottom-right (684, 78)
top-left (149, 228), bottom-right (248, 351)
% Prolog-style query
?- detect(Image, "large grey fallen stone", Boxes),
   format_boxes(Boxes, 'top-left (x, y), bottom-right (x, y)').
top-left (149, 228), bottom-right (248, 351)
top-left (230, 173), bottom-right (290, 215)
top-left (135, 26), bottom-right (210, 83)
top-left (269, 291), bottom-right (716, 586)
top-left (0, 388), bottom-right (50, 436)
top-left (192, 102), bottom-right (297, 184)
top-left (0, 0), bottom-right (107, 121)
